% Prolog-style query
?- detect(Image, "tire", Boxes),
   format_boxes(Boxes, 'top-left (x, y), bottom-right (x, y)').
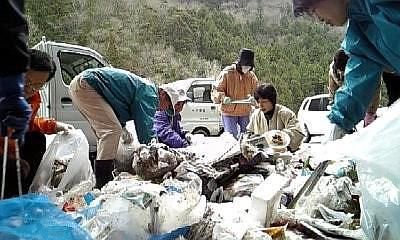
top-left (302, 124), bottom-right (311, 143)
top-left (192, 127), bottom-right (210, 136)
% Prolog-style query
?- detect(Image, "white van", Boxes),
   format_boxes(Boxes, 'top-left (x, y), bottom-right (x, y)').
top-left (166, 78), bottom-right (223, 136)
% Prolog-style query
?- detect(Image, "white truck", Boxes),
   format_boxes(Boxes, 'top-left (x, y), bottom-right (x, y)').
top-left (33, 37), bottom-right (222, 154)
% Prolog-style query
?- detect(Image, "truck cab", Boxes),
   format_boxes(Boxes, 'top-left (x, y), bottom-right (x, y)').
top-left (33, 37), bottom-right (111, 152)
top-left (166, 78), bottom-right (223, 136)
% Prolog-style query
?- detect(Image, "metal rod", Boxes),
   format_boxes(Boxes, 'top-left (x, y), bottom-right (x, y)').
top-left (1, 136), bottom-right (9, 199)
top-left (15, 139), bottom-right (22, 196)
top-left (287, 160), bottom-right (330, 209)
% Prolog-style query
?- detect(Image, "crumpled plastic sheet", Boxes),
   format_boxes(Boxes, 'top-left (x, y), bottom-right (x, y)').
top-left (210, 197), bottom-right (259, 240)
top-left (134, 142), bottom-right (186, 180)
top-left (80, 175), bottom-right (205, 239)
top-left (179, 133), bottom-right (240, 165)
top-left (296, 176), bottom-right (354, 214)
top-left (223, 174), bottom-right (265, 201)
top-left (187, 197), bottom-right (257, 240)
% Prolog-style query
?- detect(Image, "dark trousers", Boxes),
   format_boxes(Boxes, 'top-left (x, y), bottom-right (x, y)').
top-left (382, 72), bottom-right (400, 107)
top-left (0, 131), bottom-right (46, 198)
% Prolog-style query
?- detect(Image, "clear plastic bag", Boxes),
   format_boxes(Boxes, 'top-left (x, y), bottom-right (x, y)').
top-left (321, 101), bottom-right (400, 240)
top-left (115, 121), bottom-right (140, 172)
top-left (29, 129), bottom-right (94, 193)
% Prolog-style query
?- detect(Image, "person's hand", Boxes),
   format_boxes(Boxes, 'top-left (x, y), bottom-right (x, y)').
top-left (121, 127), bottom-right (133, 144)
top-left (56, 122), bottom-right (75, 134)
top-left (248, 96), bottom-right (257, 106)
top-left (0, 74), bottom-right (32, 140)
top-left (223, 96), bottom-right (232, 104)
top-left (364, 112), bottom-right (376, 127)
top-left (185, 133), bottom-right (193, 145)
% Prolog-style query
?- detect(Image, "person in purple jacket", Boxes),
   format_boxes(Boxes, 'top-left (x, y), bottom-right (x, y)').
top-left (153, 85), bottom-right (191, 148)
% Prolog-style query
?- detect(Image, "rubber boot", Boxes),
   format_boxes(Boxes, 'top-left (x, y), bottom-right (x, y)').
top-left (94, 160), bottom-right (115, 189)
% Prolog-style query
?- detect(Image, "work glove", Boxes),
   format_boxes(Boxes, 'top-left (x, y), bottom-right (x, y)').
top-left (185, 133), bottom-right (193, 145)
top-left (363, 112), bottom-right (376, 127)
top-left (121, 127), bottom-right (134, 144)
top-left (223, 96), bottom-right (232, 104)
top-left (0, 74), bottom-right (32, 140)
top-left (56, 122), bottom-right (75, 134)
top-left (248, 96), bottom-right (257, 106)
top-left (326, 123), bottom-right (346, 141)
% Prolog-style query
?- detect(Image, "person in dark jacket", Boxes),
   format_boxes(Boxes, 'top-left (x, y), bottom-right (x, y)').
top-left (69, 67), bottom-right (173, 188)
top-left (0, 0), bottom-right (32, 141)
top-left (153, 85), bottom-right (191, 148)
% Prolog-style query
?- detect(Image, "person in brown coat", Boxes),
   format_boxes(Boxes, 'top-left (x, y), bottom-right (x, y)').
top-left (213, 48), bottom-right (258, 139)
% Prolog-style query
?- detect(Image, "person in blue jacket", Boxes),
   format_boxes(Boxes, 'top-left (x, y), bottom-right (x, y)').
top-left (153, 85), bottom-right (191, 148)
top-left (69, 67), bottom-right (173, 188)
top-left (293, 0), bottom-right (400, 140)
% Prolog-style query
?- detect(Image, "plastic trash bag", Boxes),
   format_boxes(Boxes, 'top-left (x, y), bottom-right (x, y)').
top-left (115, 121), bottom-right (140, 172)
top-left (0, 193), bottom-right (92, 240)
top-left (30, 129), bottom-right (94, 193)
top-left (149, 226), bottom-right (190, 240)
top-left (320, 101), bottom-right (400, 240)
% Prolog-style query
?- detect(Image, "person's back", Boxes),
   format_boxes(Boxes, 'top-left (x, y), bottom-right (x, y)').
top-left (81, 67), bottom-right (159, 143)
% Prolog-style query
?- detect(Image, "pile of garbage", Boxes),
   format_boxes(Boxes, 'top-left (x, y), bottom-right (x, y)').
top-left (7, 103), bottom-right (400, 240)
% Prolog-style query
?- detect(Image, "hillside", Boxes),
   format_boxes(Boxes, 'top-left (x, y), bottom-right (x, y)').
top-left (26, 0), bottom-right (345, 111)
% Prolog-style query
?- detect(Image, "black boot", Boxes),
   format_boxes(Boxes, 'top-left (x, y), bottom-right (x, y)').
top-left (94, 160), bottom-right (115, 189)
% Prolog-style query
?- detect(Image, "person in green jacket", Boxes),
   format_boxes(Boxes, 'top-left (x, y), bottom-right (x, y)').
top-left (69, 67), bottom-right (173, 188)
top-left (292, 0), bottom-right (400, 140)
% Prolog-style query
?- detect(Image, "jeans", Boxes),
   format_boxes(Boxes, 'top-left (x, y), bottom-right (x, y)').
top-left (222, 115), bottom-right (250, 139)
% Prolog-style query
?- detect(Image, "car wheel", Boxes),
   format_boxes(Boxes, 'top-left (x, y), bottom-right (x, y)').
top-left (303, 125), bottom-right (311, 143)
top-left (192, 127), bottom-right (210, 136)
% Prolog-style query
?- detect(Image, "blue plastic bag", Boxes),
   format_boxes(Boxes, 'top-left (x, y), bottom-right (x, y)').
top-left (0, 194), bottom-right (92, 240)
top-left (149, 226), bottom-right (190, 240)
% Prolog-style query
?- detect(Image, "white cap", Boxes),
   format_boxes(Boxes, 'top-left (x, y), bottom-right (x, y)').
top-left (160, 84), bottom-right (191, 110)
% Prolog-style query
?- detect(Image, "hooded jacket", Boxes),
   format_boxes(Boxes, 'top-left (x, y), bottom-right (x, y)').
top-left (153, 84), bottom-right (190, 148)
top-left (328, 0), bottom-right (400, 131)
top-left (81, 67), bottom-right (158, 144)
top-left (328, 61), bottom-right (380, 115)
top-left (247, 104), bottom-right (304, 151)
top-left (153, 111), bottom-right (188, 148)
top-left (213, 64), bottom-right (258, 116)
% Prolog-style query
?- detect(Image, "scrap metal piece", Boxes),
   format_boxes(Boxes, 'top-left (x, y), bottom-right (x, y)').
top-left (287, 160), bottom-right (330, 209)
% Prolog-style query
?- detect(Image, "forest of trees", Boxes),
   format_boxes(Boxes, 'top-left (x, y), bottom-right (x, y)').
top-left (26, 0), bottom-right (345, 111)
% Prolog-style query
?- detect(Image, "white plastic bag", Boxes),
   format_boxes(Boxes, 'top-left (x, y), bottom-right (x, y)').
top-left (321, 101), bottom-right (400, 240)
top-left (115, 121), bottom-right (140, 172)
top-left (30, 129), bottom-right (94, 193)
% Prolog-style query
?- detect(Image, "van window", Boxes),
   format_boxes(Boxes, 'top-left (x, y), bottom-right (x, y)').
top-left (187, 84), bottom-right (213, 103)
top-left (309, 98), bottom-right (321, 111)
top-left (58, 51), bottom-right (104, 85)
top-left (321, 97), bottom-right (329, 111)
